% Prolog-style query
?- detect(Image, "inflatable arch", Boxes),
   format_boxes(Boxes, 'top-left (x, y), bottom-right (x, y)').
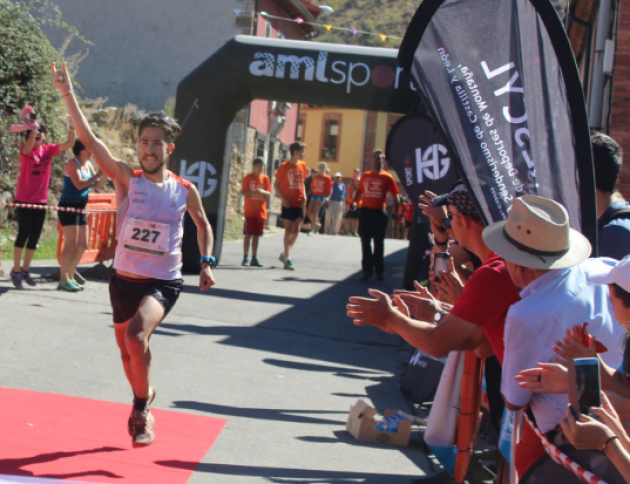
top-left (172, 35), bottom-right (420, 271)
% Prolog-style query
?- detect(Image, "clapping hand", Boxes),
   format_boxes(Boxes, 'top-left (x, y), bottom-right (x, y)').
top-left (347, 289), bottom-right (398, 334)
top-left (433, 257), bottom-right (464, 304)
top-left (553, 323), bottom-right (597, 364)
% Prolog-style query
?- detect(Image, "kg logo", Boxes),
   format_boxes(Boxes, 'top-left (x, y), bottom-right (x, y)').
top-left (414, 144), bottom-right (450, 184)
top-left (179, 160), bottom-right (217, 197)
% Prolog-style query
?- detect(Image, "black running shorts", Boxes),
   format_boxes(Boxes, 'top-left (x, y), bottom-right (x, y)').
top-left (58, 202), bottom-right (88, 226)
top-left (109, 273), bottom-right (184, 323)
top-left (281, 206), bottom-right (304, 222)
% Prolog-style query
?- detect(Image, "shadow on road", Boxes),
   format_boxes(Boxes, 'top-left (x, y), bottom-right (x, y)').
top-left (155, 460), bottom-right (425, 483)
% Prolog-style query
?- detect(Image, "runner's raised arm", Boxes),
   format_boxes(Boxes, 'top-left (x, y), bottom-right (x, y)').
top-left (52, 62), bottom-right (129, 184)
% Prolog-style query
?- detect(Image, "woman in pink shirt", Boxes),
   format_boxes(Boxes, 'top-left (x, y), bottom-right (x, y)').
top-left (11, 125), bottom-right (74, 288)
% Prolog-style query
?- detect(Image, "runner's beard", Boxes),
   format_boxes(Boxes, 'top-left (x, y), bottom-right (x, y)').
top-left (141, 157), bottom-right (168, 175)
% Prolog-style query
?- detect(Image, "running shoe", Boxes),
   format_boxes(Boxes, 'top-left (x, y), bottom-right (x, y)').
top-left (57, 281), bottom-right (81, 292)
top-left (279, 253), bottom-right (286, 263)
top-left (130, 409), bottom-right (155, 447)
top-left (284, 259), bottom-right (295, 271)
top-left (20, 269), bottom-right (36, 286)
top-left (128, 387), bottom-right (157, 436)
top-left (10, 270), bottom-right (23, 289)
top-left (74, 271), bottom-right (87, 285)
top-left (242, 256), bottom-right (250, 266)
top-left (353, 232), bottom-right (359, 237)
top-left (68, 279), bottom-right (84, 291)
top-left (250, 257), bottom-right (263, 267)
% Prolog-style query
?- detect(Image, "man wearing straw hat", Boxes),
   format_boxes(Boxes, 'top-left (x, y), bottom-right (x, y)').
top-left (482, 195), bottom-right (625, 480)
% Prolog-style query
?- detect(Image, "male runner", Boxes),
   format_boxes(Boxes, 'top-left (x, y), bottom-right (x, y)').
top-left (275, 141), bottom-right (307, 270)
top-left (52, 62), bottom-right (216, 447)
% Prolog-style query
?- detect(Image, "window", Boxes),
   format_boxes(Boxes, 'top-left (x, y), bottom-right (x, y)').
top-left (277, 30), bottom-right (284, 39)
top-left (296, 114), bottom-right (306, 141)
top-left (265, 19), bottom-right (272, 38)
top-left (256, 139), bottom-right (266, 161)
top-left (279, 148), bottom-right (288, 162)
top-left (320, 113), bottom-right (342, 161)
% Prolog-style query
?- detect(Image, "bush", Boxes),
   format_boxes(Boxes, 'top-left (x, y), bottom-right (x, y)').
top-left (0, 0), bottom-right (83, 189)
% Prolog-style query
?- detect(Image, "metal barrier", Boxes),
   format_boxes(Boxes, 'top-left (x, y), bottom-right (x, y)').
top-left (56, 193), bottom-right (118, 265)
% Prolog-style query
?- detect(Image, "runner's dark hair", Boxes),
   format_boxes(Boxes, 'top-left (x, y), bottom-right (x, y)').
top-left (138, 112), bottom-right (182, 143)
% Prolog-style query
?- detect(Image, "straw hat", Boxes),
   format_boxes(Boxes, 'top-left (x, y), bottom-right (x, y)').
top-left (482, 195), bottom-right (591, 270)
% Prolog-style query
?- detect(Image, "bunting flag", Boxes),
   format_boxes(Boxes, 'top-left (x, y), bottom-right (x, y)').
top-left (259, 11), bottom-right (401, 42)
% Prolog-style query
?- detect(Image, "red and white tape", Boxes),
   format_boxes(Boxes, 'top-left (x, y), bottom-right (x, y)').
top-left (524, 414), bottom-right (609, 484)
top-left (0, 202), bottom-right (116, 214)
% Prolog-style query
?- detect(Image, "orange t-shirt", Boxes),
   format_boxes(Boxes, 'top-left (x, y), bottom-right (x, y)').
top-left (310, 175), bottom-right (332, 197)
top-left (275, 160), bottom-right (307, 207)
top-left (242, 173), bottom-right (271, 219)
top-left (347, 185), bottom-right (363, 209)
top-left (356, 170), bottom-right (400, 209)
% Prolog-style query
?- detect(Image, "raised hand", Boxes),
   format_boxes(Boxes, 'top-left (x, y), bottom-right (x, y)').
top-left (51, 62), bottom-right (73, 96)
top-left (418, 190), bottom-right (448, 241)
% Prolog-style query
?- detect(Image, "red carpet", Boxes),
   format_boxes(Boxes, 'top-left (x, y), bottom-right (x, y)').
top-left (0, 388), bottom-right (226, 484)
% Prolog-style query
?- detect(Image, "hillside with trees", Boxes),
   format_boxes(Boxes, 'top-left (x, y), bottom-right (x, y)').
top-left (310, 0), bottom-right (418, 48)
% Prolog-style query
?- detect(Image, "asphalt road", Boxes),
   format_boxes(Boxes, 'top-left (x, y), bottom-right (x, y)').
top-left (0, 232), bottom-right (435, 483)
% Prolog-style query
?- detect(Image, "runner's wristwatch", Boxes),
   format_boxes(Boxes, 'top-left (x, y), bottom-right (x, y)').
top-left (200, 255), bottom-right (217, 268)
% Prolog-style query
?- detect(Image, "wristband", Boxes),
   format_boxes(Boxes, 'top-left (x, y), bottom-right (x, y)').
top-left (602, 435), bottom-right (619, 453)
top-left (434, 238), bottom-right (449, 246)
top-left (200, 255), bottom-right (217, 268)
top-left (63, 89), bottom-right (75, 97)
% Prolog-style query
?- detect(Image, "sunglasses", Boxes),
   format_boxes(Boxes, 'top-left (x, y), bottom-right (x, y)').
top-left (147, 112), bottom-right (175, 125)
top-left (443, 218), bottom-right (452, 228)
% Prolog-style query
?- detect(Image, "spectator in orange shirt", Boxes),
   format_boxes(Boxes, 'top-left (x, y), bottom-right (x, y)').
top-left (351, 150), bottom-right (400, 281)
top-left (274, 141), bottom-right (308, 271)
top-left (345, 168), bottom-right (361, 236)
top-left (241, 158), bottom-right (271, 267)
top-left (306, 161), bottom-right (332, 236)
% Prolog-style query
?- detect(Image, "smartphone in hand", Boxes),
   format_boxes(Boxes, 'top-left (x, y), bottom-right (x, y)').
top-left (433, 252), bottom-right (450, 281)
top-left (567, 357), bottom-right (601, 418)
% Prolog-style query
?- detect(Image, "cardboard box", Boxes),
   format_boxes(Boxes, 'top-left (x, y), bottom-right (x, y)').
top-left (345, 399), bottom-right (412, 447)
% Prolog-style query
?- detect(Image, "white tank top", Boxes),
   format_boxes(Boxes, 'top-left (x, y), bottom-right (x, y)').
top-left (114, 170), bottom-right (191, 280)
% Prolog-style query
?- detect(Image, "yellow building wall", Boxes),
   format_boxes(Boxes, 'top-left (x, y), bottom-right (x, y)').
top-left (374, 112), bottom-right (389, 154)
top-left (301, 108), bottom-right (366, 178)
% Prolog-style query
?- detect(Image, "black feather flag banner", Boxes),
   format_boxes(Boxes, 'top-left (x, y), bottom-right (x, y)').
top-left (398, 0), bottom-right (597, 248)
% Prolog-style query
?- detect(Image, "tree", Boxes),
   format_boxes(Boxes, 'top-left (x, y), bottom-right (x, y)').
top-left (0, 0), bottom-right (85, 185)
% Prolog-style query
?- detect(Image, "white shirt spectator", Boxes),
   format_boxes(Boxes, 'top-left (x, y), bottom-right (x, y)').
top-left (502, 258), bottom-right (625, 433)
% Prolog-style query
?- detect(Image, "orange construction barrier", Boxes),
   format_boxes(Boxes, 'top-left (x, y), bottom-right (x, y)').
top-left (453, 351), bottom-right (484, 483)
top-left (56, 193), bottom-right (118, 265)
